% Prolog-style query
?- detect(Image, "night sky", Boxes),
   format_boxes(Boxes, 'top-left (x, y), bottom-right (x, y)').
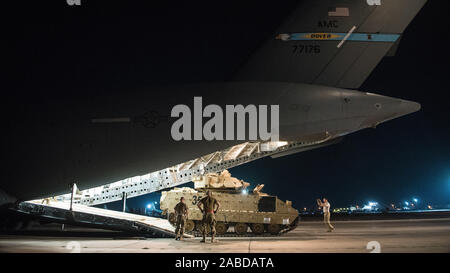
top-left (5, 1), bottom-right (450, 209)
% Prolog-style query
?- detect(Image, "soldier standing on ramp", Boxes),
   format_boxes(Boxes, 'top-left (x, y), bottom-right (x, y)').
top-left (174, 197), bottom-right (189, 240)
top-left (317, 198), bottom-right (335, 232)
top-left (197, 190), bottom-right (221, 243)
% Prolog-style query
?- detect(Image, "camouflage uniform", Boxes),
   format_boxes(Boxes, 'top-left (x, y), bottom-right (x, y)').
top-left (199, 196), bottom-right (219, 240)
top-left (174, 201), bottom-right (188, 239)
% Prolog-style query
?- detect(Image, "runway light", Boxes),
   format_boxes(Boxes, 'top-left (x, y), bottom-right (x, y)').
top-left (413, 198), bottom-right (418, 203)
top-left (242, 189), bottom-right (248, 195)
top-left (405, 201), bottom-right (409, 206)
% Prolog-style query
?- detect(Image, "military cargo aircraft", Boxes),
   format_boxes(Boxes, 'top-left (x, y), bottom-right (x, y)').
top-left (1, 0), bottom-right (427, 206)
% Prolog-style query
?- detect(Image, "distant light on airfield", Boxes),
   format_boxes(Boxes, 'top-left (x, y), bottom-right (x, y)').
top-left (413, 198), bottom-right (418, 203)
top-left (362, 201), bottom-right (378, 211)
top-left (147, 204), bottom-right (152, 209)
top-left (405, 201), bottom-right (409, 206)
top-left (242, 189), bottom-right (248, 195)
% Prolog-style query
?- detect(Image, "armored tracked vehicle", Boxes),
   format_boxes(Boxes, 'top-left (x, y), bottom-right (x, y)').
top-left (160, 170), bottom-right (299, 236)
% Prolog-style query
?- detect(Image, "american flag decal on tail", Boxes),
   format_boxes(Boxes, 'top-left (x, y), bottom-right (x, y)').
top-left (328, 7), bottom-right (349, 17)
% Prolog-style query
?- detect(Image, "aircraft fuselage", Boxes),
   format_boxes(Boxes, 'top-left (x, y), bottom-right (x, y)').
top-left (0, 82), bottom-right (420, 202)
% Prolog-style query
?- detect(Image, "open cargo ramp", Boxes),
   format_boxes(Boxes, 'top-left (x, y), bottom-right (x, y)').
top-left (11, 201), bottom-right (187, 238)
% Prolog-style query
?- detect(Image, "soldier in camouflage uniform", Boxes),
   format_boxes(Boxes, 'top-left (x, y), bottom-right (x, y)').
top-left (174, 197), bottom-right (189, 240)
top-left (197, 190), bottom-right (221, 243)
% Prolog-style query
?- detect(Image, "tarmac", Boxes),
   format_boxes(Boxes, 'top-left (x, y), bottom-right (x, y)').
top-left (0, 217), bottom-right (449, 253)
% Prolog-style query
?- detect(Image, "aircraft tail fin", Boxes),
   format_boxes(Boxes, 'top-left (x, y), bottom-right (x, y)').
top-left (234, 0), bottom-right (428, 89)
